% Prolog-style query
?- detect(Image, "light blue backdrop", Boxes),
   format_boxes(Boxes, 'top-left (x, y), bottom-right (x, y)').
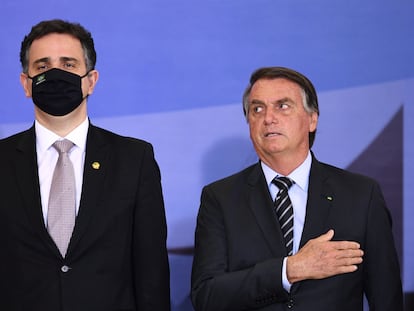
top-left (1, 1), bottom-right (413, 309)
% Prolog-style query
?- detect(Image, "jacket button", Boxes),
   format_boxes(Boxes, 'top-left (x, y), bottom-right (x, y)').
top-left (287, 298), bottom-right (294, 308)
top-left (61, 265), bottom-right (70, 273)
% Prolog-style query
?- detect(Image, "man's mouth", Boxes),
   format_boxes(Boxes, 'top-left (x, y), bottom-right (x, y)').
top-left (264, 131), bottom-right (281, 137)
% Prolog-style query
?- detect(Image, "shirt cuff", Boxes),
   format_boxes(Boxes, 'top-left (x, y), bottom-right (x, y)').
top-left (282, 257), bottom-right (292, 292)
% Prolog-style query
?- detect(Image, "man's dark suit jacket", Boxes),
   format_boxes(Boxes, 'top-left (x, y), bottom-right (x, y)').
top-left (191, 156), bottom-right (403, 311)
top-left (0, 124), bottom-right (170, 311)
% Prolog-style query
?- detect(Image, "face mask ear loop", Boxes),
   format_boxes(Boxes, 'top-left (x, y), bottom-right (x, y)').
top-left (81, 69), bottom-right (94, 79)
top-left (81, 69), bottom-right (95, 102)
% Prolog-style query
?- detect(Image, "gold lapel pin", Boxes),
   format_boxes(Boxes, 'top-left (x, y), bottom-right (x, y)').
top-left (92, 161), bottom-right (100, 170)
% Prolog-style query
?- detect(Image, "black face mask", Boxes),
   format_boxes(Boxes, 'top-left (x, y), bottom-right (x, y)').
top-left (28, 68), bottom-right (89, 116)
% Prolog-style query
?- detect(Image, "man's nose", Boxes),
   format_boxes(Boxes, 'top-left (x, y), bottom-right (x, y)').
top-left (264, 108), bottom-right (278, 124)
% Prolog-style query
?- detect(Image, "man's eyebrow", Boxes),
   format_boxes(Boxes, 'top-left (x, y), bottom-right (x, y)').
top-left (250, 99), bottom-right (265, 105)
top-left (32, 57), bottom-right (79, 65)
top-left (250, 97), bottom-right (292, 105)
top-left (274, 97), bottom-right (291, 104)
top-left (60, 56), bottom-right (79, 63)
top-left (33, 57), bottom-right (50, 64)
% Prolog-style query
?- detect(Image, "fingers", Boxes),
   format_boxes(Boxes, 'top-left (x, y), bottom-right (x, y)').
top-left (331, 248), bottom-right (364, 270)
top-left (332, 252), bottom-right (363, 274)
top-left (317, 229), bottom-right (361, 251)
top-left (335, 248), bottom-right (364, 260)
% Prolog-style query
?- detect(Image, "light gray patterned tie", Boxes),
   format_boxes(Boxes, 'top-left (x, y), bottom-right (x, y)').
top-left (272, 176), bottom-right (294, 256)
top-left (47, 139), bottom-right (75, 257)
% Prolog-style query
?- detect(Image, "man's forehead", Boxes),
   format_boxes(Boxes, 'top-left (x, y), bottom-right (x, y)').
top-left (250, 79), bottom-right (302, 97)
top-left (252, 78), bottom-right (301, 89)
top-left (29, 33), bottom-right (83, 54)
top-left (32, 56), bottom-right (80, 63)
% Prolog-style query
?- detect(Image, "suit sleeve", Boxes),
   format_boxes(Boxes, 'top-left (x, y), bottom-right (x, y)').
top-left (133, 143), bottom-right (171, 311)
top-left (191, 185), bottom-right (289, 311)
top-left (363, 182), bottom-right (403, 311)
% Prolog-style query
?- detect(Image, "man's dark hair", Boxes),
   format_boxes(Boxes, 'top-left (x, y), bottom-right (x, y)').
top-left (242, 66), bottom-right (319, 148)
top-left (20, 19), bottom-right (96, 73)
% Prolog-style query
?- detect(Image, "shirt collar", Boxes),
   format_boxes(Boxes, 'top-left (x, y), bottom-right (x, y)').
top-left (261, 151), bottom-right (312, 192)
top-left (35, 118), bottom-right (89, 153)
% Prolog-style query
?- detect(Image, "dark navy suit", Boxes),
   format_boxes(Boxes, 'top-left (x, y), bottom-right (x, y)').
top-left (191, 155), bottom-right (402, 311)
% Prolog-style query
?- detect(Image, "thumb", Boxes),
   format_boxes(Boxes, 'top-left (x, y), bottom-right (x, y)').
top-left (317, 229), bottom-right (335, 242)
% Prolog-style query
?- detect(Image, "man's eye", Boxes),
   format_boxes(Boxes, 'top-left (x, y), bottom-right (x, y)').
top-left (63, 63), bottom-right (75, 69)
top-left (37, 65), bottom-right (48, 71)
top-left (278, 103), bottom-right (289, 110)
top-left (252, 106), bottom-right (263, 113)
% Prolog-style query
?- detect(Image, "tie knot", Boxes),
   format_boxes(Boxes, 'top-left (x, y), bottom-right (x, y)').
top-left (272, 176), bottom-right (294, 190)
top-left (52, 139), bottom-right (74, 154)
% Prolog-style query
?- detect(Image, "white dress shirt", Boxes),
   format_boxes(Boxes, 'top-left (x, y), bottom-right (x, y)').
top-left (261, 151), bottom-right (312, 291)
top-left (35, 118), bottom-right (89, 226)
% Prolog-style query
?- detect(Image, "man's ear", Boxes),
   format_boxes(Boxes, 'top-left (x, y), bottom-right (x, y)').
top-left (86, 69), bottom-right (99, 95)
top-left (20, 73), bottom-right (32, 98)
top-left (309, 111), bottom-right (318, 132)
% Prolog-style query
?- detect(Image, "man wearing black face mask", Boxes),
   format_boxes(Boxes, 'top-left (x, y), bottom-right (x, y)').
top-left (0, 19), bottom-right (171, 311)
top-left (28, 68), bottom-right (91, 116)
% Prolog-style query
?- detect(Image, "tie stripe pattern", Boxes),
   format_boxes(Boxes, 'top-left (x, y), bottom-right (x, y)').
top-left (272, 176), bottom-right (294, 256)
top-left (47, 139), bottom-right (76, 257)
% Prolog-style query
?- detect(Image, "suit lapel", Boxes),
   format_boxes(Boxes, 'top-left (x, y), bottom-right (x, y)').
top-left (299, 157), bottom-right (334, 248)
top-left (247, 163), bottom-right (287, 256)
top-left (14, 127), bottom-right (61, 255)
top-left (67, 125), bottom-right (111, 254)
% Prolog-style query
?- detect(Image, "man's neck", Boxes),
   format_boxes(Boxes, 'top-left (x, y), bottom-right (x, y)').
top-left (261, 150), bottom-right (310, 176)
top-left (34, 104), bottom-right (87, 137)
